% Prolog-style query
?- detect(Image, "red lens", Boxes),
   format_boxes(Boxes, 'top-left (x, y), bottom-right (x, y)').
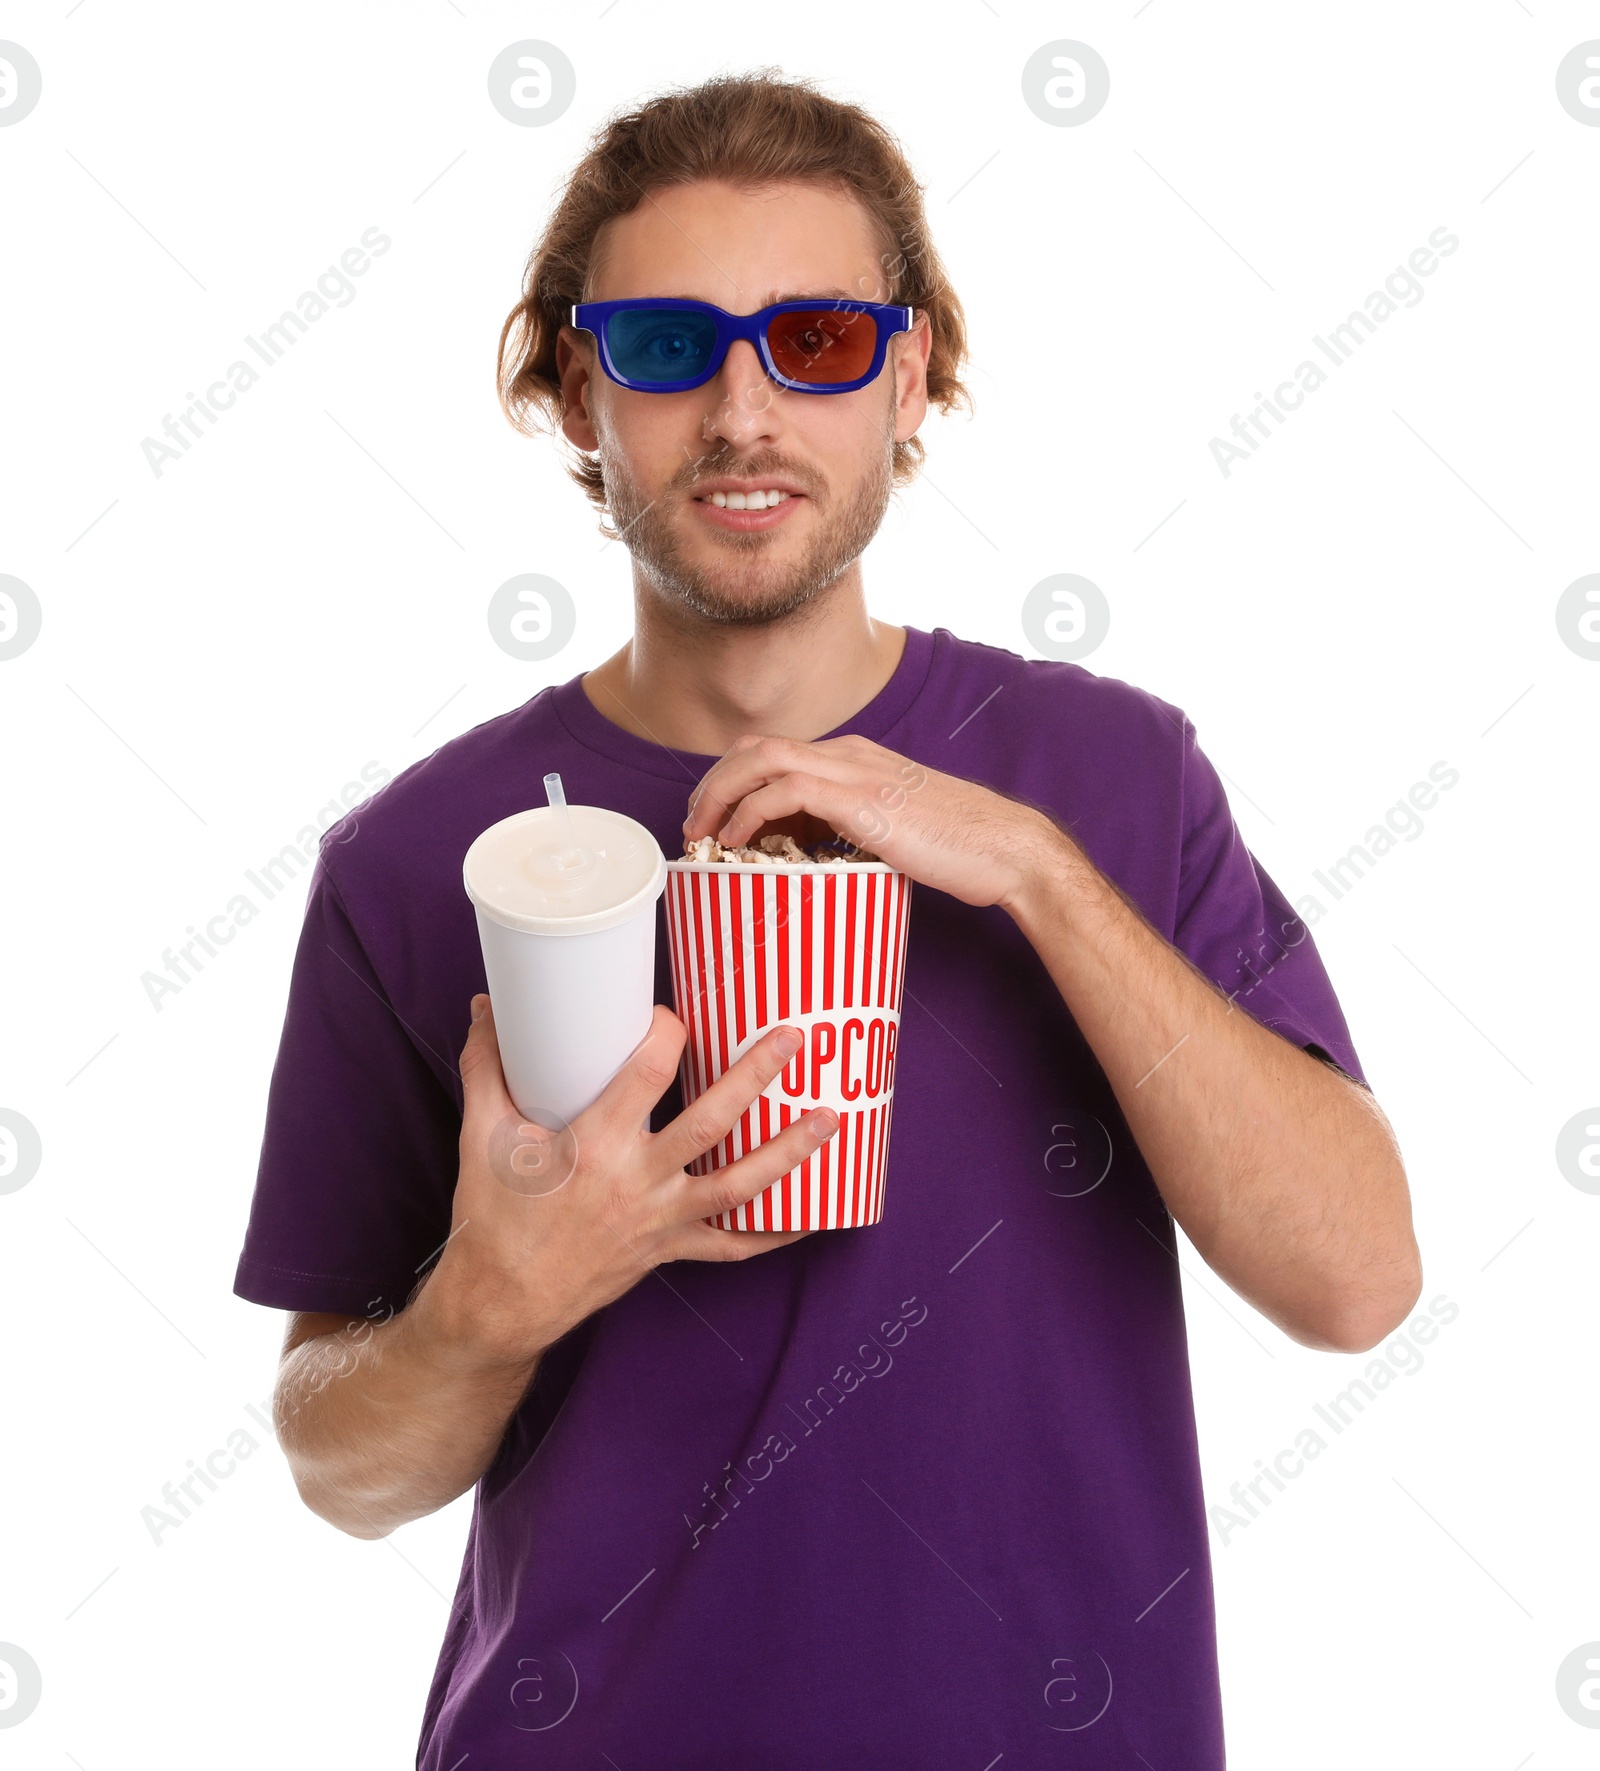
top-left (765, 308), bottom-right (878, 385)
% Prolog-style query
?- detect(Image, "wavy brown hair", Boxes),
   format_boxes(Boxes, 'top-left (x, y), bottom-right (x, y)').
top-left (495, 68), bottom-right (973, 520)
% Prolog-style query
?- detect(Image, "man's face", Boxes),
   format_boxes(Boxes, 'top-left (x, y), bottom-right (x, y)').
top-left (557, 179), bottom-right (931, 627)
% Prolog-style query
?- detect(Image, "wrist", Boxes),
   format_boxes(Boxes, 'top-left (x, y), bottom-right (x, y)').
top-left (998, 810), bottom-right (1091, 925)
top-left (410, 1246), bottom-right (561, 1378)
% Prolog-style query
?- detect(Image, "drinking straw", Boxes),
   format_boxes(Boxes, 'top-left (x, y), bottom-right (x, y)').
top-left (543, 772), bottom-right (588, 871)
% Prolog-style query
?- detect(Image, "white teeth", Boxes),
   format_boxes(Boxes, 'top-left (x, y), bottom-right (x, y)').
top-left (705, 489), bottom-right (789, 509)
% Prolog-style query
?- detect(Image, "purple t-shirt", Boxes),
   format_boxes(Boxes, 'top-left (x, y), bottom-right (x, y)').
top-left (234, 624), bottom-right (1365, 1768)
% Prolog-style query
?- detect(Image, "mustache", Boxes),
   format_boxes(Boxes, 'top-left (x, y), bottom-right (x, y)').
top-left (683, 460), bottom-right (814, 495)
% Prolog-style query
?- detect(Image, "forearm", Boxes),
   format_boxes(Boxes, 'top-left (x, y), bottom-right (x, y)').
top-left (276, 1269), bottom-right (546, 1539)
top-left (1004, 816), bottom-right (1420, 1351)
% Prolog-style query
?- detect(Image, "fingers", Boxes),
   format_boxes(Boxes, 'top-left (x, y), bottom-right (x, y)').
top-left (682, 733), bottom-right (770, 836)
top-left (710, 774), bottom-right (859, 851)
top-left (649, 1022), bottom-right (809, 1176)
top-left (667, 1224), bottom-right (816, 1264)
top-left (458, 993), bottom-right (516, 1133)
top-left (672, 1100), bottom-right (839, 1225)
top-left (682, 736), bottom-right (854, 842)
top-left (582, 1004), bottom-right (688, 1145)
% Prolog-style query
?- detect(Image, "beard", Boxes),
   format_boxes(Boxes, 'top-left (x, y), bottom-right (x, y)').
top-left (597, 410), bottom-right (896, 630)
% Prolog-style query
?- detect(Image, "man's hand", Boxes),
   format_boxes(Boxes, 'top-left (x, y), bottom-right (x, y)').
top-left (275, 994), bottom-right (838, 1538)
top-left (425, 994), bottom-right (838, 1369)
top-left (681, 733), bottom-right (1420, 1353)
top-left (680, 733), bottom-right (1050, 909)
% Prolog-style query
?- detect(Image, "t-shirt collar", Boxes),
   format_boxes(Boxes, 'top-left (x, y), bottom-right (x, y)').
top-left (550, 623), bottom-right (938, 781)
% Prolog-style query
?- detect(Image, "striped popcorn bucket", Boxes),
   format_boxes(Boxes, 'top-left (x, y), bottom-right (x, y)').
top-left (664, 861), bottom-right (912, 1230)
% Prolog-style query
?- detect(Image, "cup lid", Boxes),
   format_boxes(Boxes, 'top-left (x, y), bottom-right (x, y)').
top-left (463, 804), bottom-right (667, 935)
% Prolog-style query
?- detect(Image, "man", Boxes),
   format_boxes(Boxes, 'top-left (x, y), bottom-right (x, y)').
top-left (234, 71), bottom-right (1420, 1768)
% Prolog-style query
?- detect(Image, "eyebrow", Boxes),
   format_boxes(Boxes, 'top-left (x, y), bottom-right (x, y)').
top-left (763, 288), bottom-right (860, 304)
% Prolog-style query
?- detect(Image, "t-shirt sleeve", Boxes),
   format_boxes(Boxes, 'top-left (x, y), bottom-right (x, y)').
top-left (1170, 715), bottom-right (1369, 1089)
top-left (232, 850), bottom-right (462, 1316)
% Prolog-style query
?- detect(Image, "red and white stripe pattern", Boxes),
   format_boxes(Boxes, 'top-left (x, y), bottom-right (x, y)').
top-left (664, 862), bottom-right (913, 1230)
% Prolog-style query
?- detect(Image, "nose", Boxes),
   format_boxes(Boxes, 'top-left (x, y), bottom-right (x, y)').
top-left (700, 336), bottom-right (779, 452)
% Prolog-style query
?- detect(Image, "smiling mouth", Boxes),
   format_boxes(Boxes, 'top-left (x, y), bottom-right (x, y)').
top-left (689, 488), bottom-right (807, 532)
top-left (693, 489), bottom-right (799, 509)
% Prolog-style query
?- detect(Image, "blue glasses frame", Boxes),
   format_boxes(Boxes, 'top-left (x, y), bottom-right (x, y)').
top-left (568, 297), bottom-right (914, 395)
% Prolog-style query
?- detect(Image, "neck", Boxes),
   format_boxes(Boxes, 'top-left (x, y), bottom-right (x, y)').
top-left (581, 568), bottom-right (906, 757)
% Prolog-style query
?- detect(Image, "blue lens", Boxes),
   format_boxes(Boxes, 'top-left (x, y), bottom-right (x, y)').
top-left (607, 307), bottom-right (718, 384)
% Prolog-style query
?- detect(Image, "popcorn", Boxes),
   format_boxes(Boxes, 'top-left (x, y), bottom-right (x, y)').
top-left (682, 832), bottom-right (881, 866)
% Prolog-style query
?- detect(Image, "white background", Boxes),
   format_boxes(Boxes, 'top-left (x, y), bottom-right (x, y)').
top-left (2, 2), bottom-right (1596, 1765)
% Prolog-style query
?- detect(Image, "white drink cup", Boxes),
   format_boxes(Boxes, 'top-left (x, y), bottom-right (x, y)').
top-left (463, 786), bottom-right (667, 1131)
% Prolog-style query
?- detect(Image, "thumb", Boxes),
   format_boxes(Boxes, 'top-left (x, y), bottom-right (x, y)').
top-left (459, 992), bottom-right (517, 1130)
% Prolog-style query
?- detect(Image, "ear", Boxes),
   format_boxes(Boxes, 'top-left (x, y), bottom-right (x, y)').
top-left (556, 325), bottom-right (600, 450)
top-left (891, 311), bottom-right (932, 444)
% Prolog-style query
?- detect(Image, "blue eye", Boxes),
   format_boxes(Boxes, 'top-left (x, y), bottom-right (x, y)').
top-left (641, 327), bottom-right (695, 363)
top-left (609, 307), bottom-right (717, 382)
